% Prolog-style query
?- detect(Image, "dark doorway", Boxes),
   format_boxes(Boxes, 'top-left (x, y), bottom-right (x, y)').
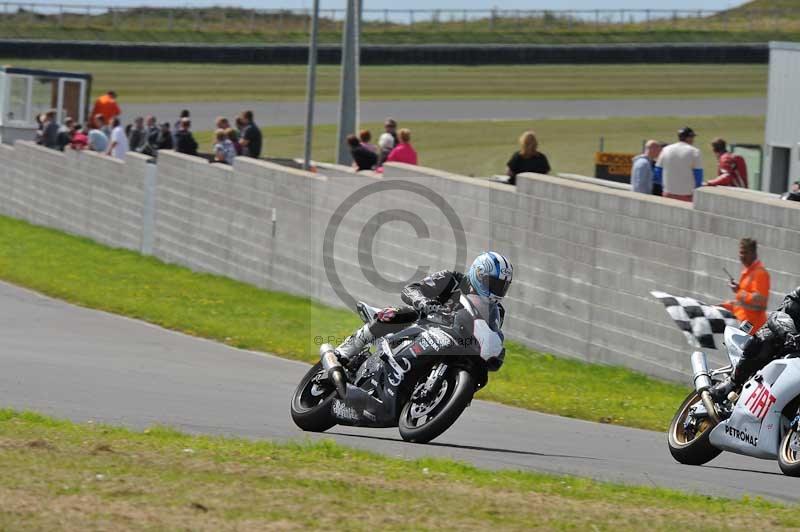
top-left (770, 146), bottom-right (791, 193)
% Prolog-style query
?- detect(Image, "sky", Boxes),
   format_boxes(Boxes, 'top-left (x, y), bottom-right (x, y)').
top-left (29, 1), bottom-right (751, 11)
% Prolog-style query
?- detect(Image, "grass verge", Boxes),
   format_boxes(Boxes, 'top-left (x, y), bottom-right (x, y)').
top-left (0, 408), bottom-right (796, 530)
top-left (195, 115), bottom-right (765, 179)
top-left (0, 60), bottom-right (767, 103)
top-left (0, 214), bottom-right (688, 432)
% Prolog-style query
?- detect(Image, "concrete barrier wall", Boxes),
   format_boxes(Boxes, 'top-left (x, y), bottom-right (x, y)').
top-left (2, 141), bottom-right (799, 382)
top-left (0, 142), bottom-right (148, 251)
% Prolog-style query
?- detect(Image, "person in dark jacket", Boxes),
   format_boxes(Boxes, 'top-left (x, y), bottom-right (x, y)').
top-left (711, 287), bottom-right (800, 401)
top-left (174, 117), bottom-right (198, 156)
top-left (347, 134), bottom-right (377, 171)
top-left (239, 110), bottom-right (263, 158)
top-left (332, 252), bottom-right (513, 362)
top-left (506, 130), bottom-right (550, 185)
top-left (156, 122), bottom-right (173, 150)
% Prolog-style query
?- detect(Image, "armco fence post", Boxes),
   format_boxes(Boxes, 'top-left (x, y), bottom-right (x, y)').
top-left (140, 161), bottom-right (157, 256)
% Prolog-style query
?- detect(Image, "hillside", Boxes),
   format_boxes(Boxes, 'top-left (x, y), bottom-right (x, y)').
top-left (0, 3), bottom-right (798, 44)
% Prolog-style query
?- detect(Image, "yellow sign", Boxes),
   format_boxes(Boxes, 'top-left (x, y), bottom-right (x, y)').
top-left (594, 151), bottom-right (636, 182)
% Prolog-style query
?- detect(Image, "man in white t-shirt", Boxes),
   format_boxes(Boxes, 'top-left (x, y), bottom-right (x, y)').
top-left (107, 117), bottom-right (129, 160)
top-left (654, 126), bottom-right (703, 202)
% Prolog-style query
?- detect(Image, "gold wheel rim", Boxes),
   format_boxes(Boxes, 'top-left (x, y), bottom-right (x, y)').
top-left (672, 394), bottom-right (712, 447)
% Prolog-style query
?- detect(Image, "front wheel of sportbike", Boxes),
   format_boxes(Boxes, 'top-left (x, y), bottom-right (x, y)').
top-left (778, 425), bottom-right (800, 476)
top-left (398, 368), bottom-right (475, 444)
top-left (290, 362), bottom-right (337, 433)
top-left (667, 391), bottom-right (722, 466)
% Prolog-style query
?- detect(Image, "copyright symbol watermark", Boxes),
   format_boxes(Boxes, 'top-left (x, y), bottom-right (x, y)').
top-left (321, 180), bottom-right (468, 309)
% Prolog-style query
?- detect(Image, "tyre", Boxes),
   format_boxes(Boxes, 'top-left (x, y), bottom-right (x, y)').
top-left (778, 425), bottom-right (800, 476)
top-left (290, 362), bottom-right (337, 432)
top-left (398, 368), bottom-right (475, 444)
top-left (667, 391), bottom-right (722, 465)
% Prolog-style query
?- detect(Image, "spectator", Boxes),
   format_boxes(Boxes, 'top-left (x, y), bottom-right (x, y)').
top-left (70, 124), bottom-right (89, 150)
top-left (141, 115), bottom-right (159, 156)
top-left (212, 128), bottom-right (236, 165)
top-left (156, 122), bottom-right (173, 150)
top-left (720, 238), bottom-right (770, 332)
top-left (34, 113), bottom-right (45, 145)
top-left (93, 114), bottom-right (110, 137)
top-left (38, 110), bottom-right (60, 150)
top-left (347, 134), bottom-right (378, 171)
top-left (707, 138), bottom-right (748, 188)
top-left (383, 117), bottom-right (398, 143)
top-left (226, 127), bottom-right (242, 155)
top-left (359, 129), bottom-right (377, 153)
top-left (631, 140), bottom-right (662, 194)
top-left (506, 130), bottom-right (551, 185)
top-left (654, 126), bottom-right (703, 202)
top-left (107, 117), bottom-right (129, 160)
top-left (378, 118), bottom-right (397, 163)
top-left (90, 90), bottom-right (120, 128)
top-left (239, 110), bottom-right (263, 158)
top-left (56, 116), bottom-right (74, 151)
top-left (783, 181), bottom-right (800, 202)
top-left (173, 109), bottom-right (190, 144)
top-left (128, 116), bottom-right (146, 153)
top-left (174, 117), bottom-right (198, 156)
top-left (87, 123), bottom-right (109, 153)
top-left (215, 116), bottom-right (230, 130)
top-left (378, 131), bottom-right (395, 165)
top-left (386, 128), bottom-right (418, 166)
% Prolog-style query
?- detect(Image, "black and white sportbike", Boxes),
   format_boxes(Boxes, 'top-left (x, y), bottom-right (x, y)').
top-left (290, 294), bottom-right (505, 443)
top-left (662, 301), bottom-right (800, 476)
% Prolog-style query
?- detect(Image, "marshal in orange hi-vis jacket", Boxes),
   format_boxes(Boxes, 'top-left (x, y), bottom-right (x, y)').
top-left (721, 239), bottom-right (770, 332)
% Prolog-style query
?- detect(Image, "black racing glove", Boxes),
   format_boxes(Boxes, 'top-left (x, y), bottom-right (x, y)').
top-left (414, 298), bottom-right (443, 316)
top-left (784, 333), bottom-right (800, 354)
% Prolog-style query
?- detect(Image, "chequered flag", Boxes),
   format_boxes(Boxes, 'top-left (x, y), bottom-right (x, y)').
top-left (651, 291), bottom-right (739, 350)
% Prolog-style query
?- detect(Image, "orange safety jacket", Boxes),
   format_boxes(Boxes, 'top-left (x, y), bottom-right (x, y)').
top-left (722, 260), bottom-right (770, 332)
top-left (90, 94), bottom-right (121, 127)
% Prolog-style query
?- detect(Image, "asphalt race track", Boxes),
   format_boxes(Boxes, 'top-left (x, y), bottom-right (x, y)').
top-left (1, 281), bottom-right (797, 503)
top-left (122, 97), bottom-right (765, 128)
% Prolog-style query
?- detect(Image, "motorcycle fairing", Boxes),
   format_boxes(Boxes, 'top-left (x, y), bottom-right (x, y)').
top-left (709, 358), bottom-right (800, 459)
top-left (723, 325), bottom-right (748, 367)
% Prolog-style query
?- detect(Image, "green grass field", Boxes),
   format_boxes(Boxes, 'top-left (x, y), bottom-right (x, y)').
top-left (194, 115), bottom-right (765, 179)
top-left (1, 409), bottom-right (795, 530)
top-left (0, 214), bottom-right (688, 432)
top-left (0, 60), bottom-right (768, 103)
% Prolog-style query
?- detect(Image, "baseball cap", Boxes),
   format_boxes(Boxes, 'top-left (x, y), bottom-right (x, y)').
top-left (678, 126), bottom-right (697, 138)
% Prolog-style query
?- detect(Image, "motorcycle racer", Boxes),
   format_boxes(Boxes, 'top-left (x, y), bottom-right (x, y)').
top-left (332, 251), bottom-right (513, 364)
top-left (711, 286), bottom-right (800, 401)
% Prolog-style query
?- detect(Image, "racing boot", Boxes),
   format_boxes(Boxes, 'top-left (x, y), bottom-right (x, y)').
top-left (709, 378), bottom-right (738, 403)
top-left (334, 324), bottom-right (374, 362)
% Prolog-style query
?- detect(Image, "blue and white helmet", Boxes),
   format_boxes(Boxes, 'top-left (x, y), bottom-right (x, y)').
top-left (468, 252), bottom-right (513, 302)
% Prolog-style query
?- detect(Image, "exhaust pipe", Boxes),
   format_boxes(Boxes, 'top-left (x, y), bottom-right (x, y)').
top-left (319, 344), bottom-right (347, 399)
top-left (690, 351), bottom-right (713, 392)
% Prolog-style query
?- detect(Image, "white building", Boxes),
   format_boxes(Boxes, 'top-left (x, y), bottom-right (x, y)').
top-left (764, 42), bottom-right (800, 193)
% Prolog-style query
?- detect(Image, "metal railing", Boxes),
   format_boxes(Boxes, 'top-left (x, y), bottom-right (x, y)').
top-left (0, 3), bottom-right (796, 34)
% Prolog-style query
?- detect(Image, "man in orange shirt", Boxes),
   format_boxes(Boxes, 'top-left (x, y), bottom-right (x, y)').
top-left (90, 91), bottom-right (121, 128)
top-left (721, 238), bottom-right (770, 332)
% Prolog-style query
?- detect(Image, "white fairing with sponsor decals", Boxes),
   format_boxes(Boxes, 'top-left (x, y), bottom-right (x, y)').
top-left (709, 358), bottom-right (800, 459)
top-left (473, 319), bottom-right (503, 361)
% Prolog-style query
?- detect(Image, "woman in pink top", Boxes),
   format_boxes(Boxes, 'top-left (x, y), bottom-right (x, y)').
top-left (386, 128), bottom-right (418, 165)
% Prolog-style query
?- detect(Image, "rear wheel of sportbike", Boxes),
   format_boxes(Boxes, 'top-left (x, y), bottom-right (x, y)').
top-left (398, 368), bottom-right (475, 444)
top-left (290, 362), bottom-right (337, 433)
top-left (778, 424), bottom-right (800, 476)
top-left (667, 391), bottom-right (722, 465)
